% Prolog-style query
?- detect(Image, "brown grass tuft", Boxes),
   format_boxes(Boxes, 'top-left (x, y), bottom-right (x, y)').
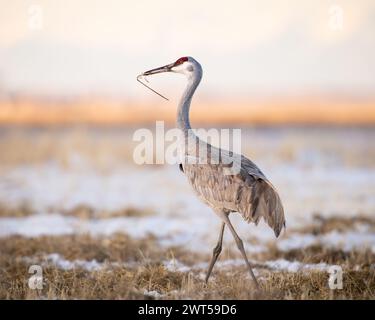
top-left (294, 214), bottom-right (375, 235)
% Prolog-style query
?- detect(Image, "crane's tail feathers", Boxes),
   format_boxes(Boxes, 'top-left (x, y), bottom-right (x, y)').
top-left (238, 179), bottom-right (286, 237)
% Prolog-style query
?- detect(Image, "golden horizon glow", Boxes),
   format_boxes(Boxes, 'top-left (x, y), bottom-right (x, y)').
top-left (1, 96), bottom-right (374, 125)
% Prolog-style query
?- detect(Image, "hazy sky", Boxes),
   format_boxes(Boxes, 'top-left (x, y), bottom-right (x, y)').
top-left (0, 0), bottom-right (374, 98)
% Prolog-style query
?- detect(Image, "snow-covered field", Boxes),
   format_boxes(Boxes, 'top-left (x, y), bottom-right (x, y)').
top-left (0, 126), bottom-right (374, 299)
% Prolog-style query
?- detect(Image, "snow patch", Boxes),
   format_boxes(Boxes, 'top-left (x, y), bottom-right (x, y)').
top-left (163, 259), bottom-right (191, 273)
top-left (264, 259), bottom-right (331, 272)
top-left (0, 214), bottom-right (75, 237)
top-left (143, 290), bottom-right (164, 299)
top-left (45, 253), bottom-right (102, 271)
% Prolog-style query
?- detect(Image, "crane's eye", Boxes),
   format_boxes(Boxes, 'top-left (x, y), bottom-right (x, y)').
top-left (174, 57), bottom-right (188, 66)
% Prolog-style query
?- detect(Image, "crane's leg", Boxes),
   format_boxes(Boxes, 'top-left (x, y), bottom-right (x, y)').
top-left (205, 222), bottom-right (225, 283)
top-left (219, 213), bottom-right (259, 289)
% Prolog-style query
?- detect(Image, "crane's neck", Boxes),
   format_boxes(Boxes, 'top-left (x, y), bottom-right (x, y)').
top-left (177, 68), bottom-right (202, 135)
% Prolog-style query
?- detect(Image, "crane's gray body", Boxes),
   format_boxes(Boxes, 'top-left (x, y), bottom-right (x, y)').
top-left (181, 140), bottom-right (285, 237)
top-left (140, 56), bottom-right (286, 286)
top-left (173, 57), bottom-right (285, 237)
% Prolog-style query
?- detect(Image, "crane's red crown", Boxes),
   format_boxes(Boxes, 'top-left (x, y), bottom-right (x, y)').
top-left (174, 57), bottom-right (188, 66)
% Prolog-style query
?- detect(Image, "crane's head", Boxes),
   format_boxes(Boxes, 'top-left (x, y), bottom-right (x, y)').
top-left (141, 56), bottom-right (201, 78)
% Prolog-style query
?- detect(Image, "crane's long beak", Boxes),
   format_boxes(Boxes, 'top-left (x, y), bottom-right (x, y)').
top-left (142, 63), bottom-right (174, 76)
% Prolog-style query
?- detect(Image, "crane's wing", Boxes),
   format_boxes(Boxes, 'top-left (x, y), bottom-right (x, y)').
top-left (235, 155), bottom-right (285, 237)
top-left (183, 151), bottom-right (285, 237)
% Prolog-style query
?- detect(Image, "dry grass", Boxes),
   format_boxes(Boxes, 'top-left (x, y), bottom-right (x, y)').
top-left (294, 213), bottom-right (375, 235)
top-left (264, 244), bottom-right (375, 270)
top-left (0, 205), bottom-right (374, 300)
top-left (2, 257), bottom-right (374, 300)
top-left (1, 232), bottom-right (374, 300)
top-left (63, 205), bottom-right (154, 219)
top-left (0, 202), bottom-right (35, 217)
top-left (0, 234), bottom-right (161, 263)
top-left (0, 203), bottom-right (153, 219)
top-left (0, 193), bottom-right (374, 300)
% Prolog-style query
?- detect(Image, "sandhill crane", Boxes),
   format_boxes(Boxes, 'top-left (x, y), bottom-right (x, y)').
top-left (138, 57), bottom-right (285, 288)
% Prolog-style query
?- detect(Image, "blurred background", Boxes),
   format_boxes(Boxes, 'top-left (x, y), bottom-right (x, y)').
top-left (0, 0), bottom-right (375, 124)
top-left (0, 0), bottom-right (374, 251)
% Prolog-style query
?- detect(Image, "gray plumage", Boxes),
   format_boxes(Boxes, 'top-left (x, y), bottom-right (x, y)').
top-left (182, 145), bottom-right (285, 238)
top-left (140, 56), bottom-right (286, 288)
